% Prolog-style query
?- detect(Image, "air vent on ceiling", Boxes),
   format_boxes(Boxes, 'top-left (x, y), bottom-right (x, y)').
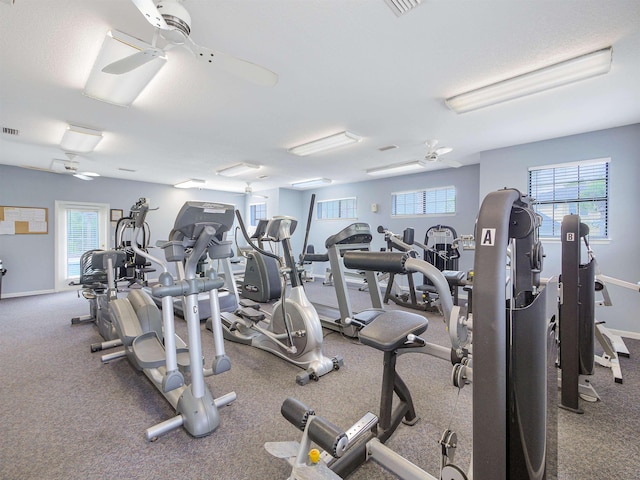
top-left (383, 0), bottom-right (423, 17)
top-left (378, 144), bottom-right (399, 152)
top-left (2, 127), bottom-right (20, 136)
top-left (118, 167), bottom-right (137, 172)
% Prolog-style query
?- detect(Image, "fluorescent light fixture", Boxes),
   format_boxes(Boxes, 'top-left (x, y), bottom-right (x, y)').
top-left (83, 30), bottom-right (167, 107)
top-left (445, 47), bottom-right (613, 113)
top-left (60, 125), bottom-right (103, 153)
top-left (216, 162), bottom-right (261, 177)
top-left (366, 160), bottom-right (426, 176)
top-left (290, 178), bottom-right (333, 189)
top-left (174, 179), bottom-right (206, 189)
top-left (288, 131), bottom-right (362, 156)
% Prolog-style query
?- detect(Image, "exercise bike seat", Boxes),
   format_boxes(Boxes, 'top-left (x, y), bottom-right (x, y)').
top-left (358, 310), bottom-right (428, 352)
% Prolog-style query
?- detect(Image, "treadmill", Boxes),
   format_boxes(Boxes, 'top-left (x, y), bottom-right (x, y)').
top-left (304, 222), bottom-right (384, 337)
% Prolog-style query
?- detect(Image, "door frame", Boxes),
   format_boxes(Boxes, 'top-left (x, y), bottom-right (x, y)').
top-left (54, 200), bottom-right (110, 291)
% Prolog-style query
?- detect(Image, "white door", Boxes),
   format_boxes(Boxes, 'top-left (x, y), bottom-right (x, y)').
top-left (55, 201), bottom-right (109, 291)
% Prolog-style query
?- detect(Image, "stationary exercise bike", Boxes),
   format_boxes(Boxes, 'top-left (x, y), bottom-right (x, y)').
top-left (101, 199), bottom-right (236, 440)
top-left (220, 211), bottom-right (343, 385)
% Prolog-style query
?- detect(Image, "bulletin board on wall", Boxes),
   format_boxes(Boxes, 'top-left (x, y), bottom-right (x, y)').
top-left (0, 206), bottom-right (49, 234)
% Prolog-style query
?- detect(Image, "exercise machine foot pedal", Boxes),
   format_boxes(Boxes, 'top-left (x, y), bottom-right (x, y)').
top-left (236, 306), bottom-right (266, 323)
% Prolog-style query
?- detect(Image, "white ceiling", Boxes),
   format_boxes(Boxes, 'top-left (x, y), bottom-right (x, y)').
top-left (1, 0), bottom-right (639, 195)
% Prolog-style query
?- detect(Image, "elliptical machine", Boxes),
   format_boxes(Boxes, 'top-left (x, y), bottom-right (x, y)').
top-left (220, 211), bottom-right (343, 385)
top-left (101, 199), bottom-right (236, 440)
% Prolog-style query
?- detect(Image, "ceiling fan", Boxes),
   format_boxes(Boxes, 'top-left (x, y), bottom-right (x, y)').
top-left (50, 153), bottom-right (99, 181)
top-left (102, 0), bottom-right (278, 87)
top-left (424, 140), bottom-right (462, 168)
top-left (241, 182), bottom-right (268, 199)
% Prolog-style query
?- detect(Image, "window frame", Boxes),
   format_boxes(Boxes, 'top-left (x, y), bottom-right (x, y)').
top-left (391, 185), bottom-right (456, 217)
top-left (54, 200), bottom-right (109, 291)
top-left (316, 197), bottom-right (357, 220)
top-left (249, 202), bottom-right (267, 227)
top-left (528, 157), bottom-right (610, 240)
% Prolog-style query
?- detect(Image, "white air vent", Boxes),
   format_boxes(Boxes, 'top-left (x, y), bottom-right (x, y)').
top-left (2, 127), bottom-right (19, 135)
top-left (378, 144), bottom-right (399, 152)
top-left (383, 0), bottom-right (423, 16)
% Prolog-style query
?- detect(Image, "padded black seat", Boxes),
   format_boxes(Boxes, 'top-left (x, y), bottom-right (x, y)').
top-left (359, 311), bottom-right (428, 351)
top-left (303, 253), bottom-right (330, 262)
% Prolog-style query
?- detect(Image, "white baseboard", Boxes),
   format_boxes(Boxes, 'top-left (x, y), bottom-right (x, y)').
top-left (2, 289), bottom-right (56, 299)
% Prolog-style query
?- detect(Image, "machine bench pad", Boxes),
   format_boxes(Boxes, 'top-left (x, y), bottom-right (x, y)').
top-left (359, 311), bottom-right (427, 351)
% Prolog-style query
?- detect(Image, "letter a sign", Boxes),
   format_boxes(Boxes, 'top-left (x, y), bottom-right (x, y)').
top-left (480, 228), bottom-right (496, 247)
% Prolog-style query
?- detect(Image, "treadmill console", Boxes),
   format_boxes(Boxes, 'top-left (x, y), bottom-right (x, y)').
top-left (325, 223), bottom-right (373, 248)
top-left (172, 202), bottom-right (235, 240)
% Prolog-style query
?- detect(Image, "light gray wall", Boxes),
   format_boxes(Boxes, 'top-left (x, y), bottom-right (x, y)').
top-left (2, 123), bottom-right (638, 333)
top-left (478, 123), bottom-right (640, 333)
top-left (297, 164), bottom-right (481, 281)
top-left (0, 165), bottom-right (247, 296)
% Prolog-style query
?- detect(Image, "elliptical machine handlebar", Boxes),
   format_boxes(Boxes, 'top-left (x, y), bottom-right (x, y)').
top-left (129, 198), bottom-right (155, 228)
top-left (183, 225), bottom-right (217, 280)
top-left (235, 210), bottom-right (282, 262)
top-left (128, 201), bottom-right (169, 274)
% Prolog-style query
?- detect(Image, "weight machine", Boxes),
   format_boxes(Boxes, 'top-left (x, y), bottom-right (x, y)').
top-left (267, 188), bottom-right (557, 480)
top-left (559, 215), bottom-right (639, 413)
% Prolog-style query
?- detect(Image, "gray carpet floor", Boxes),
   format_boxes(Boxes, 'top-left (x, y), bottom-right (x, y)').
top-left (0, 280), bottom-right (638, 480)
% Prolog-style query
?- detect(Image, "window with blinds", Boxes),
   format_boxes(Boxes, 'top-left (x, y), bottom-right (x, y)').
top-left (528, 158), bottom-right (610, 238)
top-left (250, 203), bottom-right (267, 227)
top-left (391, 186), bottom-right (456, 216)
top-left (66, 209), bottom-right (99, 277)
top-left (317, 197), bottom-right (357, 220)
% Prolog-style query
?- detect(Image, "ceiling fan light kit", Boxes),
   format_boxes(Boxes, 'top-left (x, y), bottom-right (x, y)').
top-left (288, 131), bottom-right (362, 156)
top-left (216, 162), bottom-right (261, 177)
top-left (445, 47), bottom-right (613, 113)
top-left (83, 30), bottom-right (167, 107)
top-left (290, 178), bottom-right (333, 189)
top-left (60, 125), bottom-right (103, 153)
top-left (174, 178), bottom-right (206, 189)
top-left (366, 160), bottom-right (427, 176)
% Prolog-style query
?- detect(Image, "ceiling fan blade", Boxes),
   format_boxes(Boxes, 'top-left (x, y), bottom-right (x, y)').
top-left (131, 0), bottom-right (169, 29)
top-left (186, 39), bottom-right (278, 87)
top-left (442, 158), bottom-right (462, 168)
top-left (435, 146), bottom-right (453, 156)
top-left (102, 47), bottom-right (165, 74)
top-left (73, 173), bottom-right (95, 181)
